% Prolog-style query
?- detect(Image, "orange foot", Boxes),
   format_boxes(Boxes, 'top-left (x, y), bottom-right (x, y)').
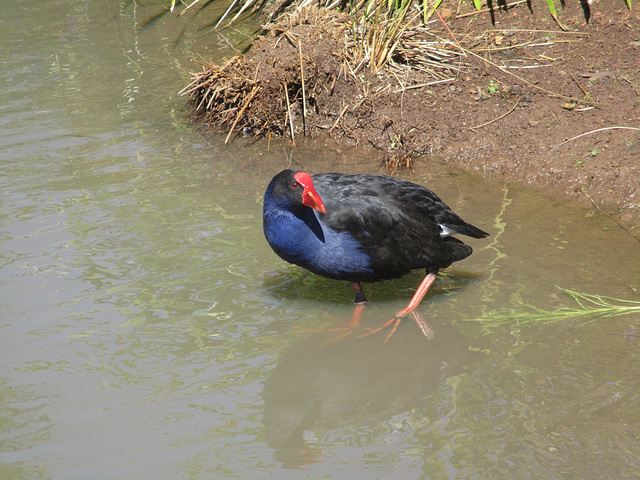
top-left (358, 308), bottom-right (434, 343)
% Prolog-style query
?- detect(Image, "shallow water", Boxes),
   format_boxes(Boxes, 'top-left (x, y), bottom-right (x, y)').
top-left (2, 2), bottom-right (640, 479)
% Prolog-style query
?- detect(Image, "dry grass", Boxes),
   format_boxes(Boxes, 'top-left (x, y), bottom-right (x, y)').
top-left (179, 56), bottom-right (258, 126)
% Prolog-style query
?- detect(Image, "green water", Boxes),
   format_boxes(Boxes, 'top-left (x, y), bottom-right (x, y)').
top-left (2, 1), bottom-right (639, 479)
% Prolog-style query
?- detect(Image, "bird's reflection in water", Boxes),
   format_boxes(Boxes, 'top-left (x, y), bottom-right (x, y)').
top-left (262, 316), bottom-right (483, 468)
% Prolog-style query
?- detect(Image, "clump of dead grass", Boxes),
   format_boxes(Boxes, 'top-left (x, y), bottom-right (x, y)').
top-left (179, 7), bottom-right (352, 143)
top-left (384, 151), bottom-right (414, 175)
top-left (179, 56), bottom-right (259, 126)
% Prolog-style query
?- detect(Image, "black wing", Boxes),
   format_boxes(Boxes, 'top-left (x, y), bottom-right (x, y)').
top-left (311, 173), bottom-right (486, 276)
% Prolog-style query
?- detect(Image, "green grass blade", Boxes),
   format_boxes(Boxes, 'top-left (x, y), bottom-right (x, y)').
top-left (215, 0), bottom-right (241, 28)
top-left (462, 286), bottom-right (640, 328)
top-left (422, 0), bottom-right (444, 23)
top-left (545, 0), bottom-right (557, 16)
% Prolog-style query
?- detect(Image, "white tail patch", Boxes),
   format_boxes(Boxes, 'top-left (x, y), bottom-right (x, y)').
top-left (439, 225), bottom-right (455, 236)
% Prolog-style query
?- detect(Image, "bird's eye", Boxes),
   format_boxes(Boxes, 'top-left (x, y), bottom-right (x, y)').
top-left (291, 182), bottom-right (299, 188)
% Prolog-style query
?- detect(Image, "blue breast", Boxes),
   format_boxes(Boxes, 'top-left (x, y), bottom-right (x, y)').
top-left (263, 206), bottom-right (373, 281)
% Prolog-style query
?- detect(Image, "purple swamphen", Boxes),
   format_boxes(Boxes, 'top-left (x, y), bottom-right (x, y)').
top-left (263, 169), bottom-right (489, 334)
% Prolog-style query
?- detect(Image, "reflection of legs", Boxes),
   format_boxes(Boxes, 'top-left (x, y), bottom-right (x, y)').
top-left (409, 309), bottom-right (434, 339)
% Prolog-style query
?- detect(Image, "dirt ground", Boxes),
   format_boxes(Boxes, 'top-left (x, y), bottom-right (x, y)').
top-left (186, 2), bottom-right (640, 230)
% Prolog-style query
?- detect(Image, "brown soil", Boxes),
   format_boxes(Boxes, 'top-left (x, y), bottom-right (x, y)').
top-left (183, 3), bottom-right (640, 230)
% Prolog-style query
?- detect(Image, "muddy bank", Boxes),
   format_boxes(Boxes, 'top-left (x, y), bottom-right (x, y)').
top-left (182, 3), bottom-right (640, 231)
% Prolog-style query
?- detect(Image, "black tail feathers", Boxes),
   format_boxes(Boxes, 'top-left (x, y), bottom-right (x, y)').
top-left (444, 236), bottom-right (473, 262)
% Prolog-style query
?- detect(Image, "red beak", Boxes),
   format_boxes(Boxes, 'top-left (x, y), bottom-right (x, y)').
top-left (294, 172), bottom-right (327, 214)
top-left (302, 188), bottom-right (326, 214)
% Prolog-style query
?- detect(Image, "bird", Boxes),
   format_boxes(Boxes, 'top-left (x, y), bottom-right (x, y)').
top-left (263, 169), bottom-right (489, 334)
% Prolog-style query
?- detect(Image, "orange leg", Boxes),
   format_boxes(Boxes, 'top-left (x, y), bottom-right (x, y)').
top-left (395, 272), bottom-right (437, 317)
top-left (349, 303), bottom-right (366, 328)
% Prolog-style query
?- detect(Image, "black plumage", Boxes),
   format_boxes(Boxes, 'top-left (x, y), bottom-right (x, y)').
top-left (311, 172), bottom-right (487, 280)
